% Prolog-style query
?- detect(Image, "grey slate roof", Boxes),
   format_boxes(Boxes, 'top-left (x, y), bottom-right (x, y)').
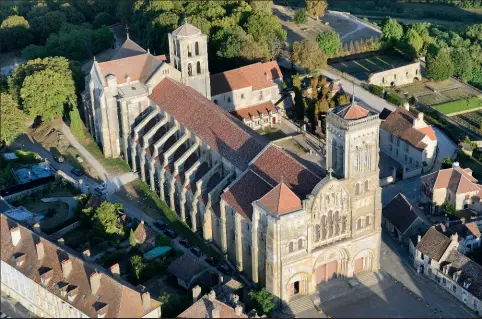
top-left (416, 226), bottom-right (451, 262)
top-left (167, 253), bottom-right (207, 283)
top-left (444, 249), bottom-right (482, 299)
top-left (383, 193), bottom-right (431, 234)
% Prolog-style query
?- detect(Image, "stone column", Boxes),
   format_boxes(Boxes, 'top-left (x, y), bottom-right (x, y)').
top-left (179, 189), bottom-right (187, 221)
top-left (131, 145), bottom-right (138, 172)
top-left (149, 161), bottom-right (156, 191)
top-left (307, 222), bottom-right (312, 252)
top-left (120, 101), bottom-right (130, 163)
top-left (235, 214), bottom-right (243, 272)
top-left (159, 168), bottom-right (166, 201)
top-left (191, 201), bottom-right (198, 232)
top-left (220, 200), bottom-right (228, 255)
top-left (251, 211), bottom-right (259, 283)
top-left (169, 178), bottom-right (176, 211)
top-left (203, 208), bottom-right (213, 241)
top-left (140, 156), bottom-right (146, 182)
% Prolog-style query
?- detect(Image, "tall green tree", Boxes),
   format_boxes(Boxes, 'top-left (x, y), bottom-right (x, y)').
top-left (382, 18), bottom-right (403, 46)
top-left (426, 49), bottom-right (454, 81)
top-left (400, 28), bottom-right (424, 59)
top-left (316, 30), bottom-right (341, 57)
top-left (129, 229), bottom-right (137, 247)
top-left (69, 106), bottom-right (86, 140)
top-left (305, 0), bottom-right (328, 20)
top-left (293, 76), bottom-right (305, 123)
top-left (30, 11), bottom-right (67, 44)
top-left (0, 92), bottom-right (29, 145)
top-left (130, 255), bottom-right (145, 280)
top-left (451, 48), bottom-right (473, 81)
top-left (465, 23), bottom-right (482, 41)
top-left (21, 45), bottom-right (48, 60)
top-left (291, 40), bottom-right (327, 72)
top-left (248, 288), bottom-right (275, 316)
top-left (91, 201), bottom-right (125, 237)
top-left (92, 12), bottom-right (116, 28)
top-left (250, 1), bottom-right (273, 12)
top-left (0, 15), bottom-right (32, 51)
top-left (92, 25), bottom-right (115, 54)
top-left (294, 9), bottom-right (308, 25)
top-left (244, 10), bottom-right (287, 47)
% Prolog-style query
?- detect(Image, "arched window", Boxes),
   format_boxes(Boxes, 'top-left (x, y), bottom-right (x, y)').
top-left (288, 242), bottom-right (294, 253)
top-left (334, 211), bottom-right (340, 235)
top-left (196, 61), bottom-right (201, 74)
top-left (187, 44), bottom-right (192, 57)
top-left (298, 238), bottom-right (303, 250)
top-left (195, 41), bottom-right (199, 55)
top-left (328, 211), bottom-right (333, 237)
top-left (321, 215), bottom-right (327, 240)
top-left (315, 224), bottom-right (321, 242)
top-left (365, 215), bottom-right (371, 227)
top-left (356, 183), bottom-right (361, 195)
top-left (174, 60), bottom-right (177, 69)
top-left (357, 218), bottom-right (362, 230)
top-left (188, 63), bottom-right (193, 76)
top-left (364, 180), bottom-right (369, 192)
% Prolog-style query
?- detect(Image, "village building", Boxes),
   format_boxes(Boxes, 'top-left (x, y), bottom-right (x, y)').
top-left (379, 105), bottom-right (437, 179)
top-left (421, 163), bottom-right (482, 214)
top-left (133, 221), bottom-right (157, 252)
top-left (0, 214), bottom-right (162, 318)
top-left (82, 22), bottom-right (383, 305)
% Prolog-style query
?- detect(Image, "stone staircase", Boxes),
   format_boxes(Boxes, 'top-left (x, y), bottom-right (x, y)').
top-left (282, 295), bottom-right (315, 315)
top-left (312, 279), bottom-right (353, 304)
top-left (355, 271), bottom-right (385, 288)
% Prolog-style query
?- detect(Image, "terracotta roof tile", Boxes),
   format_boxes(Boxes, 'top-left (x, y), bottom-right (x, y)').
top-left (0, 214), bottom-right (161, 318)
top-left (423, 167), bottom-right (479, 194)
top-left (231, 101), bottom-right (277, 121)
top-left (111, 38), bottom-right (146, 60)
top-left (335, 103), bottom-right (369, 120)
top-left (134, 222), bottom-right (156, 243)
top-left (221, 170), bottom-right (272, 221)
top-left (178, 295), bottom-right (247, 318)
top-left (211, 62), bottom-right (281, 96)
top-left (149, 78), bottom-right (267, 170)
top-left (258, 182), bottom-right (302, 215)
top-left (419, 126), bottom-right (437, 141)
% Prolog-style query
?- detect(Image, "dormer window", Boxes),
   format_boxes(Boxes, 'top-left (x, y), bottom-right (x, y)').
top-left (463, 280), bottom-right (472, 289)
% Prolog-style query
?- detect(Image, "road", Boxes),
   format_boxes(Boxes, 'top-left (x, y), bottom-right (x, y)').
top-left (1, 294), bottom-right (31, 318)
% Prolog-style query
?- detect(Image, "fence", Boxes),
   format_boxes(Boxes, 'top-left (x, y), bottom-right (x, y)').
top-left (402, 166), bottom-right (423, 180)
top-left (48, 221), bottom-right (80, 240)
top-left (1, 175), bottom-right (55, 198)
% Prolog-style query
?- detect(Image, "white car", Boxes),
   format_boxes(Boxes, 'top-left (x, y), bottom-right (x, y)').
top-left (94, 183), bottom-right (108, 195)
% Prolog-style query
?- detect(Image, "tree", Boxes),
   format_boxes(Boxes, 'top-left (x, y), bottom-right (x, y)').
top-left (155, 233), bottom-right (171, 246)
top-left (248, 288), bottom-right (275, 316)
top-left (465, 23), bottom-right (482, 41)
top-left (244, 10), bottom-right (287, 46)
top-left (400, 28), bottom-right (424, 59)
top-left (426, 49), bottom-right (453, 81)
top-left (316, 30), bottom-right (341, 57)
top-left (451, 48), bottom-right (473, 82)
top-left (92, 25), bottom-right (115, 54)
top-left (12, 57), bottom-right (77, 121)
top-left (381, 18), bottom-right (403, 46)
top-left (46, 24), bottom-right (93, 61)
top-left (21, 45), bottom-right (47, 60)
top-left (250, 1), bottom-right (274, 12)
top-left (0, 92), bottom-right (29, 145)
top-left (314, 97), bottom-right (329, 121)
top-left (30, 11), bottom-right (67, 44)
top-left (0, 15), bottom-right (32, 51)
top-left (293, 76), bottom-right (305, 123)
top-left (69, 106), bottom-right (86, 140)
top-left (129, 229), bottom-right (137, 247)
top-left (92, 12), bottom-right (116, 29)
top-left (442, 201), bottom-right (457, 217)
top-left (91, 201), bottom-right (125, 238)
top-left (291, 40), bottom-right (327, 72)
top-left (335, 93), bottom-right (351, 106)
top-left (59, 3), bottom-right (85, 25)
top-left (294, 9), bottom-right (308, 25)
top-left (305, 0), bottom-right (328, 20)
top-left (130, 255), bottom-right (145, 280)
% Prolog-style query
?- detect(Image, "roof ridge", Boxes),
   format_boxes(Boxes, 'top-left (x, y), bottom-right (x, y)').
top-left (266, 143), bottom-right (324, 179)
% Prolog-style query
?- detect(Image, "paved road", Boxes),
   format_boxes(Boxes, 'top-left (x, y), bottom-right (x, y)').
top-left (382, 175), bottom-right (421, 205)
top-left (1, 295), bottom-right (30, 318)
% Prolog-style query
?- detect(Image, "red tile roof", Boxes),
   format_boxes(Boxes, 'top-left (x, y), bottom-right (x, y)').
top-left (258, 181), bottom-right (302, 215)
top-left (210, 62), bottom-right (282, 96)
top-left (97, 53), bottom-right (162, 86)
top-left (250, 145), bottom-right (322, 198)
top-left (149, 78), bottom-right (267, 170)
top-left (335, 103), bottom-right (369, 120)
top-left (178, 295), bottom-right (247, 318)
top-left (110, 38), bottom-right (146, 60)
top-left (231, 101), bottom-right (277, 121)
top-left (422, 167), bottom-right (479, 194)
top-left (0, 214), bottom-right (161, 318)
top-left (380, 108), bottom-right (436, 150)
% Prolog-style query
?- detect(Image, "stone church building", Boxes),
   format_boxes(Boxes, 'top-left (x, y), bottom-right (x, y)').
top-left (82, 22), bottom-right (382, 304)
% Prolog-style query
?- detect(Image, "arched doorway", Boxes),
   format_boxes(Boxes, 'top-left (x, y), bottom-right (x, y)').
top-left (315, 260), bottom-right (338, 284)
top-left (352, 249), bottom-right (375, 274)
top-left (286, 272), bottom-right (311, 300)
top-left (312, 248), bottom-right (349, 287)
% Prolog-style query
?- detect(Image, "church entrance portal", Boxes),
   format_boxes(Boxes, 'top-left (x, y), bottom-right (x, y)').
top-left (354, 257), bottom-right (364, 273)
top-left (315, 260), bottom-right (338, 284)
top-left (294, 281), bottom-right (300, 295)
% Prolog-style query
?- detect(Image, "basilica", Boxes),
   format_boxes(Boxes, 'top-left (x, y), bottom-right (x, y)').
top-left (82, 22), bottom-right (382, 304)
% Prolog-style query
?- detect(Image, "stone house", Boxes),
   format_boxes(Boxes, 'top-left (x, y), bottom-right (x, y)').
top-left (379, 105), bottom-right (437, 179)
top-left (133, 221), bottom-right (156, 252)
top-left (0, 214), bottom-right (162, 318)
top-left (167, 254), bottom-right (208, 289)
top-left (369, 61), bottom-right (421, 87)
top-left (414, 225), bottom-right (482, 313)
top-left (382, 193), bottom-right (431, 244)
top-left (82, 22), bottom-right (383, 306)
top-left (420, 163), bottom-right (482, 215)
top-left (210, 61), bottom-right (283, 131)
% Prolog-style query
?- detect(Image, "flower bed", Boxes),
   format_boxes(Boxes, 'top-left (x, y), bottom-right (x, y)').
top-left (451, 110), bottom-right (482, 135)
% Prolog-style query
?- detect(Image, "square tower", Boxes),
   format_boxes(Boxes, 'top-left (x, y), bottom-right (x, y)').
top-left (168, 22), bottom-right (211, 99)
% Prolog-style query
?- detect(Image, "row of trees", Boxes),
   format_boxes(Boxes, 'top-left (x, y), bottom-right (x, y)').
top-left (381, 18), bottom-right (482, 86)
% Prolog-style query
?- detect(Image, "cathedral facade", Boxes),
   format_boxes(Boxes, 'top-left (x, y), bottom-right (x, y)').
top-left (82, 23), bottom-right (382, 304)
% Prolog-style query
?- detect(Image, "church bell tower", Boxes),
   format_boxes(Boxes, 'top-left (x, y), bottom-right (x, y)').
top-left (168, 21), bottom-right (211, 99)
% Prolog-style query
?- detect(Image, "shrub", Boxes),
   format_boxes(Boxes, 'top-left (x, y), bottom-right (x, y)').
top-left (386, 92), bottom-right (404, 106)
top-left (369, 85), bottom-right (384, 98)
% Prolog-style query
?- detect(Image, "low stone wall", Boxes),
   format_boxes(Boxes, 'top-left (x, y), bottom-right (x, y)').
top-left (4, 184), bottom-right (50, 201)
top-left (48, 221), bottom-right (80, 240)
top-left (402, 167), bottom-right (423, 180)
top-left (379, 176), bottom-right (395, 187)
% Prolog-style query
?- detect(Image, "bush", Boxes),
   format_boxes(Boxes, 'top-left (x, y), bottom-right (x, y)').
top-left (92, 12), bottom-right (116, 29)
top-left (369, 85), bottom-right (384, 98)
top-left (293, 9), bottom-right (308, 25)
top-left (386, 92), bottom-right (404, 106)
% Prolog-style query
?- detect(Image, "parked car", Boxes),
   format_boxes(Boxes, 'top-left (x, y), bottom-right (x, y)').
top-left (217, 264), bottom-right (232, 275)
top-left (154, 221), bottom-right (166, 230)
top-left (94, 183), bottom-right (108, 195)
top-left (163, 228), bottom-right (177, 238)
top-left (54, 155), bottom-right (64, 163)
top-left (179, 238), bottom-right (192, 248)
top-left (70, 168), bottom-right (83, 176)
top-left (190, 247), bottom-right (203, 257)
top-left (205, 256), bottom-right (218, 266)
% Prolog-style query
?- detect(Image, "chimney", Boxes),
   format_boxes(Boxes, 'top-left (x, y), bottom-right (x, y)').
top-left (90, 272), bottom-right (101, 295)
top-left (33, 223), bottom-right (41, 233)
top-left (57, 238), bottom-right (65, 246)
top-left (83, 249), bottom-right (91, 261)
top-left (452, 162), bottom-right (460, 168)
top-left (105, 74), bottom-right (117, 88)
top-left (417, 234), bottom-right (421, 243)
top-left (110, 263), bottom-right (120, 278)
top-left (232, 294), bottom-right (240, 306)
top-left (68, 286), bottom-right (79, 302)
top-left (208, 290), bottom-right (216, 302)
top-left (218, 274), bottom-right (224, 284)
top-left (192, 285), bottom-right (202, 303)
top-left (62, 259), bottom-right (73, 278)
top-left (264, 72), bottom-right (268, 80)
top-left (10, 227), bottom-right (21, 246)
top-left (141, 291), bottom-right (151, 312)
top-left (403, 102), bottom-right (410, 111)
top-left (235, 305), bottom-right (243, 316)
top-left (451, 232), bottom-right (459, 243)
top-left (212, 307), bottom-right (220, 319)
top-left (417, 112), bottom-right (424, 122)
top-left (141, 220), bottom-right (144, 225)
top-left (36, 242), bottom-right (45, 260)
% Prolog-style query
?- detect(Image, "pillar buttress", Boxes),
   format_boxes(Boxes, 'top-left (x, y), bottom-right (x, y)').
top-left (220, 199), bottom-right (228, 255)
top-left (251, 211), bottom-right (259, 283)
top-left (235, 213), bottom-right (243, 272)
top-left (203, 208), bottom-right (213, 241)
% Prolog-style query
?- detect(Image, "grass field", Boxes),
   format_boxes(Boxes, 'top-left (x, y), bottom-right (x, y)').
top-left (330, 54), bottom-right (412, 81)
top-left (433, 97), bottom-right (482, 115)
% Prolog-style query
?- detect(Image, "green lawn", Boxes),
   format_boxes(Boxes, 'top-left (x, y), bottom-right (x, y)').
top-left (432, 97), bottom-right (482, 115)
top-left (257, 128), bottom-right (287, 141)
top-left (81, 135), bottom-right (131, 175)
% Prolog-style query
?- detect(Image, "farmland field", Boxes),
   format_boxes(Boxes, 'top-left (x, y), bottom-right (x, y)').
top-left (433, 97), bottom-right (482, 115)
top-left (451, 110), bottom-right (482, 135)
